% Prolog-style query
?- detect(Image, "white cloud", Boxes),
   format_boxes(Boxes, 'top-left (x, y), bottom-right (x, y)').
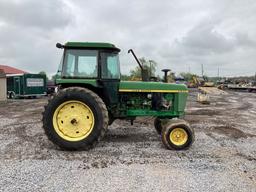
top-left (0, 0), bottom-right (255, 77)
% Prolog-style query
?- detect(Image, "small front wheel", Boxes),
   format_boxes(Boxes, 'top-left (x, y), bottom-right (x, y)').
top-left (161, 119), bottom-right (194, 150)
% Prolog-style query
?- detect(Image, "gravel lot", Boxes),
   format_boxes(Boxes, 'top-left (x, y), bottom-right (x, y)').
top-left (0, 90), bottom-right (255, 192)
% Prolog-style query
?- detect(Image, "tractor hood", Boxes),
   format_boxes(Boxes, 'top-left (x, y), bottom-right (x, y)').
top-left (119, 81), bottom-right (188, 93)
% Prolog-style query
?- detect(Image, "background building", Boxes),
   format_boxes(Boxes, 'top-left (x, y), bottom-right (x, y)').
top-left (0, 69), bottom-right (7, 102)
top-left (0, 65), bottom-right (27, 75)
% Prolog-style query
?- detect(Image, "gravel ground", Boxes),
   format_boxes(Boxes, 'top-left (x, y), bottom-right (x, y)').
top-left (0, 90), bottom-right (255, 192)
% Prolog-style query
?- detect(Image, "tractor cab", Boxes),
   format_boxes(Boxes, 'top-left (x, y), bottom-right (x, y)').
top-left (56, 42), bottom-right (121, 105)
top-left (57, 42), bottom-right (121, 80)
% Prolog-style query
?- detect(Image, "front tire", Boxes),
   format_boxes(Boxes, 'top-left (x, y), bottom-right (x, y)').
top-left (42, 87), bottom-right (108, 150)
top-left (161, 119), bottom-right (194, 150)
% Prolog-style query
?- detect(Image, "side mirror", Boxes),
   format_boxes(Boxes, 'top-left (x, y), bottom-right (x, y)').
top-left (56, 43), bottom-right (64, 49)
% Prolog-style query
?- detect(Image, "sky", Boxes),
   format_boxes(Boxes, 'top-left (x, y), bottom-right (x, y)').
top-left (0, 0), bottom-right (255, 78)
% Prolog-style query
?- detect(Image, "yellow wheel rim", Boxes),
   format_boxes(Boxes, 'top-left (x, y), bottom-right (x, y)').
top-left (169, 128), bottom-right (188, 146)
top-left (53, 100), bottom-right (95, 142)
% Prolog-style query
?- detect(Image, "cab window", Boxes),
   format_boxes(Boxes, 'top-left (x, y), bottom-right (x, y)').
top-left (101, 52), bottom-right (120, 79)
top-left (63, 49), bottom-right (98, 78)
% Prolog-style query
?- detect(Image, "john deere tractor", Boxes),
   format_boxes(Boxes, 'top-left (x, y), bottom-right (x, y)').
top-left (42, 42), bottom-right (194, 150)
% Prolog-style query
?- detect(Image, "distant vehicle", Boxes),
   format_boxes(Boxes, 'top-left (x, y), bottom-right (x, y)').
top-left (46, 80), bottom-right (57, 95)
top-left (7, 74), bottom-right (47, 99)
top-left (190, 76), bottom-right (214, 88)
top-left (175, 76), bottom-right (187, 85)
top-left (249, 80), bottom-right (256, 87)
top-left (216, 79), bottom-right (232, 89)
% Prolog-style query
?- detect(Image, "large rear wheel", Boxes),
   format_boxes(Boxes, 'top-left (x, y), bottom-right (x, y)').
top-left (42, 87), bottom-right (108, 150)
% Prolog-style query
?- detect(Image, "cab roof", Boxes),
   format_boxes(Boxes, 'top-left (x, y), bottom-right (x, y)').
top-left (64, 42), bottom-right (120, 52)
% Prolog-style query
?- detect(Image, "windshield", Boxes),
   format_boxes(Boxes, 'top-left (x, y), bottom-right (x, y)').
top-left (101, 52), bottom-right (120, 79)
top-left (62, 49), bottom-right (98, 78)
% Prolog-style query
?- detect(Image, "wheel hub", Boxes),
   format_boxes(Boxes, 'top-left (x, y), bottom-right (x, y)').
top-left (53, 100), bottom-right (95, 141)
top-left (70, 118), bottom-right (78, 125)
top-left (169, 128), bottom-right (188, 146)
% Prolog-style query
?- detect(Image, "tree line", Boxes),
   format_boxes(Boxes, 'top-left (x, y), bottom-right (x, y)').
top-left (38, 58), bottom-right (226, 83)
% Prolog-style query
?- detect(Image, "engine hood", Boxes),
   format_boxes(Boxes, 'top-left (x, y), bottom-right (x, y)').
top-left (119, 81), bottom-right (188, 93)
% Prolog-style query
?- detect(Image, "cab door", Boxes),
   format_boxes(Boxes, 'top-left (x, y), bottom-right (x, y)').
top-left (99, 52), bottom-right (120, 105)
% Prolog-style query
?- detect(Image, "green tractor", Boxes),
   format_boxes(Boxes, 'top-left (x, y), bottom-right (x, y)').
top-left (42, 42), bottom-right (194, 150)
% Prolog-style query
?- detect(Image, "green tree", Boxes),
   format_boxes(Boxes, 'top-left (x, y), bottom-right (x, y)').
top-left (129, 57), bottom-right (157, 79)
top-left (129, 66), bottom-right (141, 79)
top-left (51, 73), bottom-right (61, 81)
top-left (121, 74), bottom-right (131, 81)
top-left (167, 71), bottom-right (175, 82)
top-left (38, 71), bottom-right (48, 80)
top-left (179, 72), bottom-right (197, 82)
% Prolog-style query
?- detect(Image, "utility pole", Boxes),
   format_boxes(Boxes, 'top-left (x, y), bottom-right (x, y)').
top-left (218, 67), bottom-right (220, 80)
top-left (201, 64), bottom-right (204, 77)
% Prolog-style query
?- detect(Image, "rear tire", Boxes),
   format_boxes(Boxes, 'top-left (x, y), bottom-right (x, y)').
top-left (42, 87), bottom-right (108, 150)
top-left (161, 119), bottom-right (194, 150)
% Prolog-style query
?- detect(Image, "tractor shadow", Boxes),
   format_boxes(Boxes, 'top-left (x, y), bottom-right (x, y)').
top-left (103, 126), bottom-right (159, 143)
